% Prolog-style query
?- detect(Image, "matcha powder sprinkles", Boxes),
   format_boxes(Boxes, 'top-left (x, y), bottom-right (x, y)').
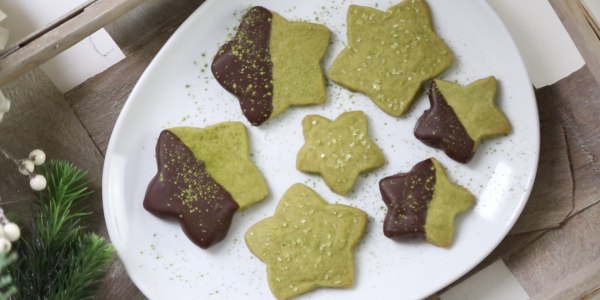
top-left (144, 130), bottom-right (239, 249)
top-left (143, 123), bottom-right (268, 249)
top-left (212, 7), bottom-right (275, 125)
top-left (135, 0), bottom-right (517, 298)
top-left (212, 6), bottom-right (330, 125)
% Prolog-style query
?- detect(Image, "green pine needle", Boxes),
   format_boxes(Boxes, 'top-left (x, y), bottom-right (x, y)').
top-left (9, 160), bottom-right (115, 300)
top-left (39, 160), bottom-right (93, 245)
top-left (49, 234), bottom-right (114, 300)
top-left (0, 253), bottom-right (17, 300)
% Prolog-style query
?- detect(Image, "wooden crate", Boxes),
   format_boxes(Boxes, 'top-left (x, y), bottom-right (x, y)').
top-left (0, 0), bottom-right (143, 87)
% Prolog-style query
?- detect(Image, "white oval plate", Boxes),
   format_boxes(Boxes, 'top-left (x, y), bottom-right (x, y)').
top-left (103, 0), bottom-right (539, 299)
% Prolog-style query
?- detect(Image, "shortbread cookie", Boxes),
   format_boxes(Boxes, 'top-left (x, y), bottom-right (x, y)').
top-left (144, 122), bottom-right (268, 248)
top-left (245, 183), bottom-right (368, 300)
top-left (212, 6), bottom-right (330, 125)
top-left (296, 111), bottom-right (385, 195)
top-left (328, 0), bottom-right (452, 116)
top-left (414, 77), bottom-right (511, 163)
top-left (379, 158), bottom-right (474, 247)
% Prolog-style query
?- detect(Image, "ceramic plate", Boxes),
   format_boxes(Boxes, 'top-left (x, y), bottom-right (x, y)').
top-left (103, 0), bottom-right (539, 298)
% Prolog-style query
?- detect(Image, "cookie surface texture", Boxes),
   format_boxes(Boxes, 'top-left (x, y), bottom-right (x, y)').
top-left (414, 77), bottom-right (511, 163)
top-left (143, 122), bottom-right (268, 248)
top-left (245, 183), bottom-right (368, 300)
top-left (328, 0), bottom-right (452, 116)
top-left (212, 6), bottom-right (330, 125)
top-left (379, 158), bottom-right (474, 247)
top-left (296, 111), bottom-right (385, 195)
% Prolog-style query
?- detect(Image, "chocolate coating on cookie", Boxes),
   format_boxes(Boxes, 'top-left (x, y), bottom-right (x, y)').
top-left (414, 81), bottom-right (475, 163)
top-left (379, 159), bottom-right (435, 238)
top-left (144, 130), bottom-right (239, 249)
top-left (212, 7), bottom-right (274, 125)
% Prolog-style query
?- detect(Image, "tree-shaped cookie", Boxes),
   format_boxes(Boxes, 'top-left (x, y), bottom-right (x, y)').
top-left (328, 0), bottom-right (452, 116)
top-left (379, 158), bottom-right (474, 247)
top-left (144, 122), bottom-right (268, 249)
top-left (245, 183), bottom-right (368, 300)
top-left (297, 111), bottom-right (385, 195)
top-left (414, 77), bottom-right (511, 163)
top-left (212, 6), bottom-right (330, 125)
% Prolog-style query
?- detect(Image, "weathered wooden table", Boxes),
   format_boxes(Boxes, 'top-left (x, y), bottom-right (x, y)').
top-left (1, 0), bottom-right (599, 299)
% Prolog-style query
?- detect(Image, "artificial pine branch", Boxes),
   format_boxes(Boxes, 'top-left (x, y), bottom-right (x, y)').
top-left (39, 160), bottom-right (92, 246)
top-left (9, 160), bottom-right (114, 300)
top-left (49, 234), bottom-right (114, 300)
top-left (0, 253), bottom-right (17, 300)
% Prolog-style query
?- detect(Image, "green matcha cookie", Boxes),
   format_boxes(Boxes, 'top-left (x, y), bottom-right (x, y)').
top-left (168, 123), bottom-right (269, 209)
top-left (328, 0), bottom-right (453, 116)
top-left (245, 183), bottom-right (368, 299)
top-left (212, 6), bottom-right (331, 125)
top-left (379, 158), bottom-right (474, 247)
top-left (296, 111), bottom-right (385, 195)
top-left (144, 122), bottom-right (269, 249)
top-left (414, 77), bottom-right (511, 163)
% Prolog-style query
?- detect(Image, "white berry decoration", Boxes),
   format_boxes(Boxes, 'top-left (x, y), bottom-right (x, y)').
top-left (3, 223), bottom-right (20, 242)
top-left (29, 149), bottom-right (46, 166)
top-left (18, 159), bottom-right (34, 175)
top-left (30, 174), bottom-right (47, 191)
top-left (0, 237), bottom-right (11, 253)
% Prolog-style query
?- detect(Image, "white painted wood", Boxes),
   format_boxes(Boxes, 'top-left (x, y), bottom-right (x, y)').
top-left (0, 0), bottom-right (142, 87)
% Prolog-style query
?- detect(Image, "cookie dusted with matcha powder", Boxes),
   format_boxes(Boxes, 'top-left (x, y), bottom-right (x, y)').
top-left (329, 0), bottom-right (452, 116)
top-left (212, 6), bottom-right (330, 125)
top-left (414, 77), bottom-right (511, 163)
top-left (379, 158), bottom-right (474, 247)
top-left (297, 111), bottom-right (385, 195)
top-left (245, 183), bottom-right (368, 300)
top-left (144, 122), bottom-right (268, 249)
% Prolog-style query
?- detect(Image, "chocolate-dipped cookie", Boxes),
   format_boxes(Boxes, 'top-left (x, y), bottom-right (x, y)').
top-left (414, 77), bottom-right (511, 163)
top-left (379, 158), bottom-right (474, 247)
top-left (212, 6), bottom-right (330, 125)
top-left (144, 122), bottom-right (268, 249)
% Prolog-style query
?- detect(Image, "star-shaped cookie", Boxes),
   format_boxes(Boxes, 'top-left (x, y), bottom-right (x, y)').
top-left (379, 158), bottom-right (474, 247)
top-left (169, 124), bottom-right (269, 209)
top-left (144, 130), bottom-right (239, 249)
top-left (296, 111), bottom-right (385, 195)
top-left (212, 6), bottom-right (330, 125)
top-left (245, 183), bottom-right (368, 300)
top-left (144, 123), bottom-right (269, 249)
top-left (328, 0), bottom-right (453, 116)
top-left (414, 77), bottom-right (511, 163)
